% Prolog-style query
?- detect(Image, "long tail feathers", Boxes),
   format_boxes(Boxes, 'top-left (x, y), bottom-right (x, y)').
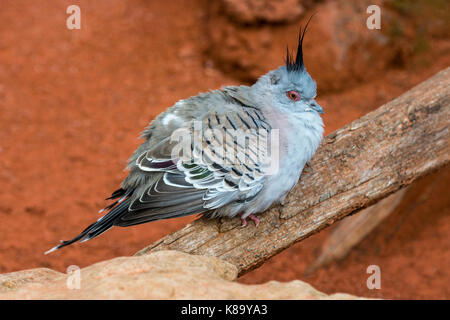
top-left (45, 188), bottom-right (132, 254)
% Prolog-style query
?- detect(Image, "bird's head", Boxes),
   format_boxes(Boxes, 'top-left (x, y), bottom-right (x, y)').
top-left (252, 20), bottom-right (323, 115)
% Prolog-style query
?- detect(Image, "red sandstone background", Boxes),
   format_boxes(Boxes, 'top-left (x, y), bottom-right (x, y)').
top-left (0, 0), bottom-right (448, 299)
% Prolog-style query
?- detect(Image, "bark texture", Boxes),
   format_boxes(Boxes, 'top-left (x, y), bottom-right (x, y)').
top-left (136, 68), bottom-right (450, 277)
top-left (307, 187), bottom-right (409, 273)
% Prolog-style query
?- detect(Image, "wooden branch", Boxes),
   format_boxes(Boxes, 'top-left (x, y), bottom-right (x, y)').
top-left (136, 67), bottom-right (450, 277)
top-left (306, 187), bottom-right (409, 273)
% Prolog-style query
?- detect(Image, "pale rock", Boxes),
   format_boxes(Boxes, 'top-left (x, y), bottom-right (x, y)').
top-left (0, 250), bottom-right (366, 299)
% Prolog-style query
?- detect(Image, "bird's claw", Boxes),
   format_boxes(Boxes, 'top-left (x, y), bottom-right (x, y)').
top-left (240, 213), bottom-right (260, 227)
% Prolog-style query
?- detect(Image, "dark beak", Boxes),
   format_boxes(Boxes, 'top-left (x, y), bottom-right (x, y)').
top-left (310, 100), bottom-right (324, 114)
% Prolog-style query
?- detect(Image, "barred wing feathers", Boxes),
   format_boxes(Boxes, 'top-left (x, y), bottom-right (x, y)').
top-left (117, 106), bottom-right (272, 226)
top-left (45, 100), bottom-right (272, 252)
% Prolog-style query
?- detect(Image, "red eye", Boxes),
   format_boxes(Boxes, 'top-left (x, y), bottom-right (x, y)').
top-left (287, 90), bottom-right (301, 101)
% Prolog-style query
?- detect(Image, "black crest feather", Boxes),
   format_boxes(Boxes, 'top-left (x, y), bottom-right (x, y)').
top-left (286, 14), bottom-right (314, 72)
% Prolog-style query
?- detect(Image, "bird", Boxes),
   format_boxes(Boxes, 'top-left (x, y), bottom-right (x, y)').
top-left (45, 22), bottom-right (324, 254)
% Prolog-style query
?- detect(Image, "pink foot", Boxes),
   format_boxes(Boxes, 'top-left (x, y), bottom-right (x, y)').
top-left (240, 213), bottom-right (247, 227)
top-left (249, 214), bottom-right (260, 226)
top-left (240, 213), bottom-right (260, 227)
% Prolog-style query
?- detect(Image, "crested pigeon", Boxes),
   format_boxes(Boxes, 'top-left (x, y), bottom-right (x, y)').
top-left (46, 23), bottom-right (324, 254)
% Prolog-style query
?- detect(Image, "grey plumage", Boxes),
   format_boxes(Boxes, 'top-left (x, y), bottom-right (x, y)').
top-left (45, 24), bottom-right (324, 254)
